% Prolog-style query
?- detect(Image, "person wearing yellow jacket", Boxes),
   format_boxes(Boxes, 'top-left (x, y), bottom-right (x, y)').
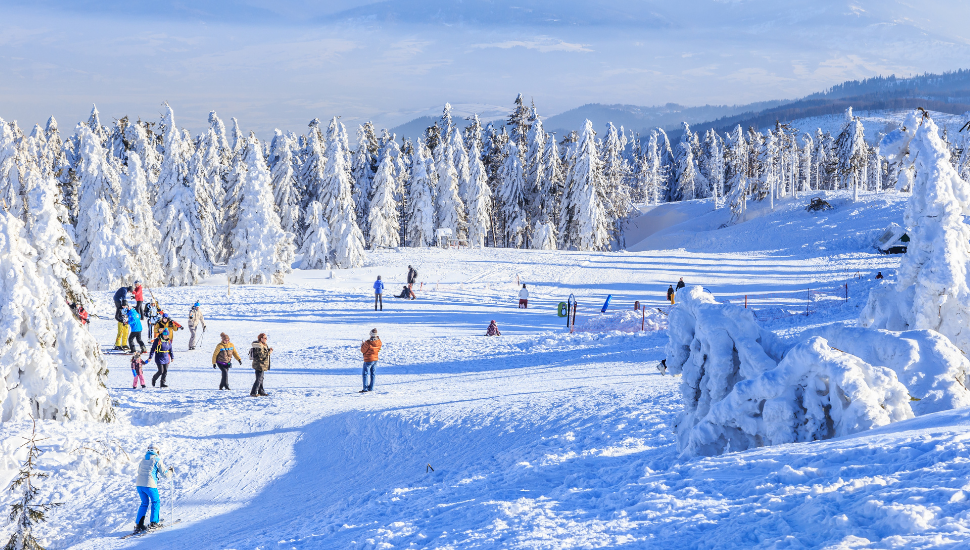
top-left (212, 333), bottom-right (243, 390)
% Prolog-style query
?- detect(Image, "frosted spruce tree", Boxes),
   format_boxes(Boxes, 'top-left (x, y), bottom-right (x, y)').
top-left (322, 119), bottom-right (365, 268)
top-left (890, 115), bottom-right (970, 352)
top-left (0, 210), bottom-right (112, 422)
top-left (300, 119), bottom-right (327, 211)
top-left (407, 140), bottom-right (437, 247)
top-left (835, 108), bottom-right (869, 201)
top-left (79, 198), bottom-right (136, 290)
top-left (466, 141), bottom-right (492, 248)
top-left (24, 167), bottom-right (88, 308)
top-left (498, 141), bottom-right (527, 248)
top-left (524, 109), bottom-right (545, 220)
top-left (299, 201), bottom-right (330, 270)
top-left (601, 122), bottom-right (631, 245)
top-left (674, 123), bottom-right (708, 201)
top-left (352, 122), bottom-right (379, 231)
top-left (0, 118), bottom-right (25, 221)
top-left (451, 129), bottom-right (472, 206)
top-left (120, 153), bottom-right (163, 286)
top-left (269, 129), bottom-right (301, 239)
top-left (565, 120), bottom-right (610, 251)
top-left (367, 149), bottom-right (400, 249)
top-left (226, 136), bottom-right (295, 284)
top-left (702, 129), bottom-right (725, 207)
top-left (155, 104), bottom-right (213, 286)
top-left (435, 136), bottom-right (467, 241)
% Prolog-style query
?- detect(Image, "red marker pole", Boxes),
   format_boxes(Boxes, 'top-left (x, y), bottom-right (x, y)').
top-left (641, 307), bottom-right (646, 331)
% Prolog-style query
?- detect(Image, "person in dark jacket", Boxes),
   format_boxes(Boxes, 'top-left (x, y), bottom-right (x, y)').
top-left (407, 265), bottom-right (417, 292)
top-left (148, 330), bottom-right (175, 387)
top-left (667, 285), bottom-right (675, 305)
top-left (486, 320), bottom-right (501, 336)
top-left (374, 276), bottom-right (384, 311)
top-left (249, 333), bottom-right (272, 397)
top-left (875, 272), bottom-right (884, 280)
top-left (676, 278), bottom-right (685, 291)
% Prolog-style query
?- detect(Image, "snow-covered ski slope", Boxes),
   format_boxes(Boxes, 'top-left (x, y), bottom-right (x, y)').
top-left (8, 191), bottom-right (970, 549)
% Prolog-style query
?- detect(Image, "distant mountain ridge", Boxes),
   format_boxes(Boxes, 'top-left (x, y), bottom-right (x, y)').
top-left (391, 69), bottom-right (970, 143)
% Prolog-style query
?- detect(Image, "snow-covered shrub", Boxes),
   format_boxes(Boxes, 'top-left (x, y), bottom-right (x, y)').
top-left (684, 337), bottom-right (913, 456)
top-left (0, 210), bottom-right (112, 422)
top-left (669, 286), bottom-right (914, 457)
top-left (805, 324), bottom-right (970, 415)
top-left (862, 114), bottom-right (970, 354)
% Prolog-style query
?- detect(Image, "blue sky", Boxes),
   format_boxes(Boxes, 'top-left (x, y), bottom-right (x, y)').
top-left (1, 0), bottom-right (968, 137)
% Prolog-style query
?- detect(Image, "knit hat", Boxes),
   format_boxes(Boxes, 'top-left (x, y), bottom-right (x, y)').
top-left (370, 328), bottom-right (378, 337)
top-left (194, 301), bottom-right (200, 307)
top-left (162, 312), bottom-right (169, 318)
top-left (220, 332), bottom-right (229, 340)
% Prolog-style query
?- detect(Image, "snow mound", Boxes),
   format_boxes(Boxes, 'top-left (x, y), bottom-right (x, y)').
top-left (575, 308), bottom-right (666, 333)
top-left (669, 286), bottom-right (916, 457)
top-left (806, 324), bottom-right (970, 415)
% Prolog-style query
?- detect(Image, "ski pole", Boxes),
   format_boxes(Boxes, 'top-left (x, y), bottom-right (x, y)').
top-left (169, 467), bottom-right (175, 524)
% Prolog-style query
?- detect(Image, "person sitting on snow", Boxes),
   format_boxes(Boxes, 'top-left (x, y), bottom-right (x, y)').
top-left (875, 271), bottom-right (884, 280)
top-left (486, 320), bottom-right (501, 336)
top-left (133, 442), bottom-right (172, 533)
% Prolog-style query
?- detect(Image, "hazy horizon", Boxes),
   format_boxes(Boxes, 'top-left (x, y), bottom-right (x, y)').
top-left (2, 0), bottom-right (969, 138)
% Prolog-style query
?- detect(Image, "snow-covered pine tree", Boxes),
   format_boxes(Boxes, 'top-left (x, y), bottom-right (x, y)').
top-left (86, 104), bottom-right (110, 149)
top-left (269, 129), bottom-right (301, 242)
top-left (835, 108), bottom-right (869, 200)
top-left (0, 209), bottom-right (112, 422)
top-left (507, 94), bottom-right (532, 148)
top-left (0, 118), bottom-right (25, 221)
top-left (229, 117), bottom-right (244, 154)
top-left (557, 131), bottom-right (580, 249)
top-left (498, 141), bottom-right (527, 248)
top-left (155, 105), bottom-right (213, 286)
top-left (466, 140), bottom-right (492, 248)
top-left (123, 119), bottom-right (162, 192)
top-left (601, 122), bottom-right (632, 245)
top-left (541, 133), bottom-right (564, 223)
top-left (322, 118), bottom-right (365, 268)
top-left (451, 129), bottom-right (472, 206)
top-left (674, 123), bottom-right (708, 202)
top-left (298, 200), bottom-right (330, 269)
top-left (655, 129), bottom-right (677, 202)
top-left (524, 109), bottom-right (545, 224)
top-left (464, 115), bottom-right (484, 164)
top-left (74, 125), bottom-right (123, 261)
top-left (226, 135), bottom-right (294, 284)
top-left (799, 133), bottom-right (814, 193)
top-left (299, 119), bottom-right (327, 211)
top-left (406, 140), bottom-right (436, 247)
top-left (895, 114), bottom-right (970, 352)
top-left (435, 132), bottom-right (467, 242)
top-left (702, 129), bottom-right (725, 207)
top-left (367, 148), bottom-right (400, 249)
top-left (79, 198), bottom-right (136, 290)
top-left (119, 153), bottom-right (163, 287)
top-left (352, 122), bottom-right (379, 233)
top-left (24, 167), bottom-right (88, 308)
top-left (957, 111), bottom-right (970, 183)
top-left (566, 120), bottom-right (610, 251)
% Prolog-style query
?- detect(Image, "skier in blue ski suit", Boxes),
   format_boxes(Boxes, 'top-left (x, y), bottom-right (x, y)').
top-left (126, 307), bottom-right (146, 354)
top-left (374, 276), bottom-right (384, 311)
top-left (134, 443), bottom-right (172, 532)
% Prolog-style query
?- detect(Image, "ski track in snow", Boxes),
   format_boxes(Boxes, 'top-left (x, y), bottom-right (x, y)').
top-left (5, 192), bottom-right (970, 549)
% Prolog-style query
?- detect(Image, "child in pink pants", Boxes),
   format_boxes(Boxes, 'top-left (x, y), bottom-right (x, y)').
top-left (131, 353), bottom-right (147, 389)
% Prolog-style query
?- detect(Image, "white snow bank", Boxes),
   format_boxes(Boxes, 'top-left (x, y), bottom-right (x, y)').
top-left (669, 286), bottom-right (915, 457)
top-left (805, 324), bottom-right (970, 415)
top-left (575, 308), bottom-right (666, 333)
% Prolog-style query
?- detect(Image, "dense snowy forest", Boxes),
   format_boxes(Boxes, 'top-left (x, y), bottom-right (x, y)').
top-left (2, 96), bottom-right (970, 292)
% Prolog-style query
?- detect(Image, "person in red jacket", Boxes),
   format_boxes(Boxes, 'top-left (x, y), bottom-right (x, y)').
top-left (359, 328), bottom-right (382, 393)
top-left (133, 281), bottom-right (145, 319)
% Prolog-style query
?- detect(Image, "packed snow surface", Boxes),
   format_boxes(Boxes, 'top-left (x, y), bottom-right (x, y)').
top-left (5, 192), bottom-right (970, 549)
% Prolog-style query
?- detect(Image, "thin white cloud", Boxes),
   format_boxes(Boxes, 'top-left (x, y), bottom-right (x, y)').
top-left (471, 36), bottom-right (592, 53)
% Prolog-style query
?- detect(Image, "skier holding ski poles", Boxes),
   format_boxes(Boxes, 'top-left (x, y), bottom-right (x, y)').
top-left (133, 443), bottom-right (172, 534)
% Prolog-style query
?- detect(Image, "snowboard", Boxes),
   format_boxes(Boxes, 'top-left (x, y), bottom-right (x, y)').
top-left (120, 519), bottom-right (181, 539)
